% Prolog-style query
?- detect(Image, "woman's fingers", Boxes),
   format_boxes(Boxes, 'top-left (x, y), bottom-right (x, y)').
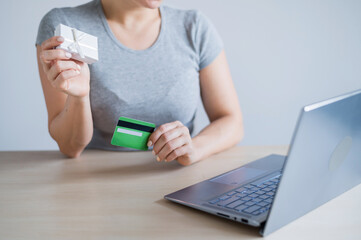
top-left (38, 36), bottom-right (91, 98)
top-left (148, 121), bottom-right (183, 147)
top-left (47, 60), bottom-right (81, 83)
top-left (166, 145), bottom-right (191, 163)
top-left (152, 126), bottom-right (183, 154)
top-left (39, 36), bottom-right (68, 72)
top-left (156, 135), bottom-right (188, 161)
top-left (151, 122), bottom-right (191, 162)
top-left (52, 69), bottom-right (81, 91)
top-left (41, 36), bottom-right (64, 51)
top-left (40, 49), bottom-right (72, 64)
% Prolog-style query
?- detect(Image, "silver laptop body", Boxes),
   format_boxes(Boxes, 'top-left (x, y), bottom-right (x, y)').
top-left (164, 89), bottom-right (361, 236)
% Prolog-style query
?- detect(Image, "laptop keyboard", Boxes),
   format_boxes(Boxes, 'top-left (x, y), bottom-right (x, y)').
top-left (208, 174), bottom-right (281, 216)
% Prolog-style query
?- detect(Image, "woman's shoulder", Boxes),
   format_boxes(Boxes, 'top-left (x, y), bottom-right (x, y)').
top-left (161, 5), bottom-right (208, 27)
top-left (162, 5), bottom-right (199, 18)
top-left (161, 5), bottom-right (223, 70)
top-left (40, 1), bottom-right (98, 27)
top-left (36, 1), bottom-right (99, 46)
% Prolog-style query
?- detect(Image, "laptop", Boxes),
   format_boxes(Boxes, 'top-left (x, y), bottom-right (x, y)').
top-left (164, 89), bottom-right (361, 236)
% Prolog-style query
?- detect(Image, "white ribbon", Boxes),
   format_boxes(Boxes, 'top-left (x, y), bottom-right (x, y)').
top-left (68, 28), bottom-right (85, 59)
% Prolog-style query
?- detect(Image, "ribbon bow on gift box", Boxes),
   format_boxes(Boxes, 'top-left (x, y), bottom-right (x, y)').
top-left (68, 28), bottom-right (85, 59)
top-left (54, 24), bottom-right (98, 64)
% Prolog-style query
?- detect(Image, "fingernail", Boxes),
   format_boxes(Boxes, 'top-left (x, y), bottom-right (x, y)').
top-left (65, 52), bottom-right (72, 58)
top-left (156, 156), bottom-right (160, 162)
top-left (75, 70), bottom-right (80, 74)
top-left (57, 37), bottom-right (64, 42)
top-left (147, 141), bottom-right (152, 147)
top-left (152, 150), bottom-right (155, 155)
top-left (76, 64), bottom-right (81, 70)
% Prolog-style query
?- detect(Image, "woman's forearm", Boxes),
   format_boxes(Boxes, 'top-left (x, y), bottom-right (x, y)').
top-left (49, 95), bottom-right (93, 158)
top-left (192, 115), bottom-right (244, 162)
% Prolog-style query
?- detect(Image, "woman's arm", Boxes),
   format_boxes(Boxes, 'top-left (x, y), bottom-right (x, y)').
top-left (36, 37), bottom-right (93, 158)
top-left (192, 50), bottom-right (244, 161)
top-left (148, 50), bottom-right (243, 165)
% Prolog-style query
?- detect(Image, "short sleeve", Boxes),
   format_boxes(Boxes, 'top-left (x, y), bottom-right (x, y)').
top-left (35, 8), bottom-right (60, 46)
top-left (194, 11), bottom-right (223, 70)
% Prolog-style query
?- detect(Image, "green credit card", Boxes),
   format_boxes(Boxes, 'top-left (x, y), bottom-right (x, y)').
top-left (111, 117), bottom-right (156, 150)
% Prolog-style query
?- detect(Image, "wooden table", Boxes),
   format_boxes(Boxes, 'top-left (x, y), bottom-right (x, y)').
top-left (0, 146), bottom-right (360, 239)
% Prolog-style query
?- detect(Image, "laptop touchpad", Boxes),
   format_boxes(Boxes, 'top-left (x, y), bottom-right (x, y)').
top-left (210, 167), bottom-right (267, 186)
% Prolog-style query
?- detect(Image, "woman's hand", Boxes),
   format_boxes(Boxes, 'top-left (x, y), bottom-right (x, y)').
top-left (147, 121), bottom-right (199, 166)
top-left (39, 36), bottom-right (90, 98)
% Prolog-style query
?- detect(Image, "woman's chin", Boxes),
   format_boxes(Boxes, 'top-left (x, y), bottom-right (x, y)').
top-left (144, 0), bottom-right (162, 9)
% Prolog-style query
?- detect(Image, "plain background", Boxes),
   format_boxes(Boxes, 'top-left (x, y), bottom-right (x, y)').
top-left (0, 0), bottom-right (360, 151)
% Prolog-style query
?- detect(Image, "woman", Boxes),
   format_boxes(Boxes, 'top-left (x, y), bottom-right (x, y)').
top-left (36, 0), bottom-right (243, 165)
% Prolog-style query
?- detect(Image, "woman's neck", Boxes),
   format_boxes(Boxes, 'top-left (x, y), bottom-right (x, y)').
top-left (101, 0), bottom-right (160, 29)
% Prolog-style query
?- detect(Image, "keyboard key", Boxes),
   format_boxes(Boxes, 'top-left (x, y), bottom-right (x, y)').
top-left (264, 198), bottom-right (273, 203)
top-left (243, 184), bottom-right (253, 189)
top-left (259, 195), bottom-right (269, 199)
top-left (235, 187), bottom-right (246, 193)
top-left (219, 195), bottom-right (231, 201)
top-left (251, 174), bottom-right (280, 187)
top-left (250, 186), bottom-right (260, 191)
top-left (227, 191), bottom-right (237, 196)
top-left (253, 197), bottom-right (263, 202)
top-left (248, 193), bottom-right (258, 198)
top-left (217, 196), bottom-right (240, 206)
top-left (243, 190), bottom-right (256, 194)
top-left (226, 200), bottom-right (245, 209)
top-left (209, 199), bottom-right (220, 204)
top-left (259, 207), bottom-right (269, 213)
top-left (262, 187), bottom-right (273, 192)
top-left (250, 179), bottom-right (266, 186)
top-left (257, 201), bottom-right (269, 207)
top-left (243, 205), bottom-right (261, 214)
top-left (244, 201), bottom-right (255, 206)
top-left (252, 210), bottom-right (262, 215)
top-left (255, 190), bottom-right (265, 195)
top-left (235, 204), bottom-right (248, 212)
top-left (266, 192), bottom-right (275, 196)
top-left (240, 196), bottom-right (252, 201)
top-left (236, 193), bottom-right (248, 198)
top-left (250, 174), bottom-right (280, 186)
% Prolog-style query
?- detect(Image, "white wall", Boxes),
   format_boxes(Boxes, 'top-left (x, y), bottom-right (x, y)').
top-left (0, 0), bottom-right (360, 151)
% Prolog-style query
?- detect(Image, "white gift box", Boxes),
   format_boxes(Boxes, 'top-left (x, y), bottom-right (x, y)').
top-left (54, 24), bottom-right (98, 64)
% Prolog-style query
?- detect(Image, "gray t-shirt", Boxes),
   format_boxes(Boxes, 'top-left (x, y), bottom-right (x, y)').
top-left (36, 0), bottom-right (223, 151)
